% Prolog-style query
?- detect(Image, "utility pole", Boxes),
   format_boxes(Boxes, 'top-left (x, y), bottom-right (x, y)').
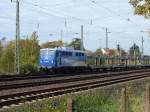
top-left (99, 38), bottom-right (101, 49)
top-left (61, 30), bottom-right (63, 41)
top-left (105, 28), bottom-right (111, 50)
top-left (117, 43), bottom-right (121, 56)
top-left (36, 23), bottom-right (39, 34)
top-left (140, 31), bottom-right (144, 56)
top-left (60, 30), bottom-right (63, 48)
top-left (65, 19), bottom-right (67, 27)
top-left (141, 36), bottom-right (144, 56)
top-left (81, 25), bottom-right (84, 51)
top-left (11, 0), bottom-right (20, 74)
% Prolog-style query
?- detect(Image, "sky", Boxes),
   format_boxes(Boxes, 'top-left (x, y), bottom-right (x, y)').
top-left (0, 0), bottom-right (150, 54)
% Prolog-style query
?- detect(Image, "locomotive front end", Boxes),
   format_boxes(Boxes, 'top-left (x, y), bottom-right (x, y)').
top-left (39, 49), bottom-right (56, 70)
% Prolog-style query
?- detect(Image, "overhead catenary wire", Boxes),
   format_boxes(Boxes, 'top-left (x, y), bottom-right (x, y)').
top-left (1, 0), bottom-right (150, 51)
top-left (3, 0), bottom-right (149, 30)
top-left (22, 1), bottom-right (87, 22)
top-left (89, 0), bottom-right (144, 28)
top-left (20, 0), bottom-right (148, 33)
top-left (22, 0), bottom-right (74, 8)
top-left (21, 0), bottom-right (123, 27)
top-left (0, 15), bottom-right (37, 26)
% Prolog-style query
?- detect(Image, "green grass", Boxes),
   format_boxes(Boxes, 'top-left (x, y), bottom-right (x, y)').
top-left (73, 91), bottom-right (119, 112)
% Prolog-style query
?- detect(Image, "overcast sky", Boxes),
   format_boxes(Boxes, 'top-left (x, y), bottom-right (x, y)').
top-left (0, 0), bottom-right (150, 54)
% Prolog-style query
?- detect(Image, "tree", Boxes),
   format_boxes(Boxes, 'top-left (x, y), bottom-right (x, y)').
top-left (19, 32), bottom-right (40, 73)
top-left (129, 43), bottom-right (141, 56)
top-left (0, 32), bottom-right (40, 74)
top-left (41, 40), bottom-right (64, 48)
top-left (129, 0), bottom-right (150, 18)
top-left (94, 48), bottom-right (103, 56)
top-left (120, 49), bottom-right (127, 56)
top-left (0, 40), bottom-right (2, 55)
top-left (0, 40), bottom-right (15, 73)
top-left (68, 38), bottom-right (85, 50)
top-left (29, 32), bottom-right (40, 66)
top-left (0, 37), bottom-right (6, 55)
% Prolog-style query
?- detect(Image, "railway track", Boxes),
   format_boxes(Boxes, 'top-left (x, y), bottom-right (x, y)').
top-left (1, 69), bottom-right (150, 90)
top-left (0, 69), bottom-right (150, 109)
top-left (0, 67), bottom-right (149, 82)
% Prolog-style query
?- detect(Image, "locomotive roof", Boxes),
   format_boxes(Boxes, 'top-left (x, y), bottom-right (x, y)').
top-left (40, 48), bottom-right (86, 53)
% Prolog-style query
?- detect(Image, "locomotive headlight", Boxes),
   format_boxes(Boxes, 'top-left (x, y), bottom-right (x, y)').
top-left (51, 60), bottom-right (54, 64)
top-left (40, 60), bottom-right (43, 63)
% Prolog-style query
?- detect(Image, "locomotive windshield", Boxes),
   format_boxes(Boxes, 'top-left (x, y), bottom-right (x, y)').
top-left (40, 50), bottom-right (47, 55)
top-left (40, 49), bottom-right (55, 56)
top-left (48, 50), bottom-right (55, 56)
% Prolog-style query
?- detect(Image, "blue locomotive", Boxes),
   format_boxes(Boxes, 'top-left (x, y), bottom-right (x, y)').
top-left (39, 48), bottom-right (87, 71)
top-left (39, 48), bottom-right (150, 72)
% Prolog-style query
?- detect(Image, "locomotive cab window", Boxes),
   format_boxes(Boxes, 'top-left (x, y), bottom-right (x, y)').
top-left (76, 52), bottom-right (84, 57)
top-left (60, 51), bottom-right (72, 56)
top-left (76, 53), bottom-right (79, 56)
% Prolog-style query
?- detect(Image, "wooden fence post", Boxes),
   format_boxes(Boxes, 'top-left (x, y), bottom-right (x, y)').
top-left (121, 88), bottom-right (126, 112)
top-left (67, 97), bottom-right (72, 112)
top-left (145, 84), bottom-right (150, 112)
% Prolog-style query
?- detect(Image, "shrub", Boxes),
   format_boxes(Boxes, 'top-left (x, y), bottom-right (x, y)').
top-left (20, 64), bottom-right (37, 74)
